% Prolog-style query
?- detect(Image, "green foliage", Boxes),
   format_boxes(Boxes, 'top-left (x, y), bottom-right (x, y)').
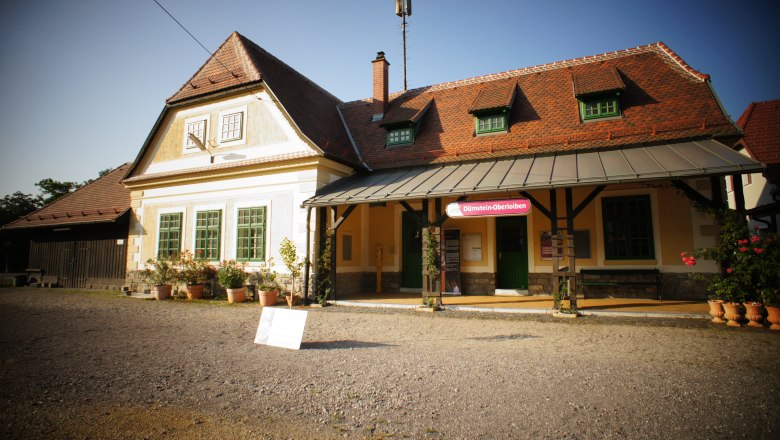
top-left (0, 191), bottom-right (42, 225)
top-left (176, 250), bottom-right (213, 285)
top-left (279, 237), bottom-right (304, 293)
top-left (684, 209), bottom-right (780, 303)
top-left (249, 258), bottom-right (279, 291)
top-left (423, 228), bottom-right (441, 282)
top-left (35, 178), bottom-right (81, 205)
top-left (216, 260), bottom-right (248, 289)
top-left (140, 255), bottom-right (179, 286)
top-left (316, 236), bottom-right (333, 304)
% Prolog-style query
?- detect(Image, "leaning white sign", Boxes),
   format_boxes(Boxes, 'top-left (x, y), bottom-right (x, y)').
top-left (254, 308), bottom-right (308, 350)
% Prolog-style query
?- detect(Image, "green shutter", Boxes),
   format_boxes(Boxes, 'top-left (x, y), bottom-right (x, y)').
top-left (158, 212), bottom-right (182, 258)
top-left (236, 207), bottom-right (266, 261)
top-left (195, 210), bottom-right (221, 260)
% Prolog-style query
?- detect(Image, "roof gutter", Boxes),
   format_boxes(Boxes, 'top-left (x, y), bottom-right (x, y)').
top-left (336, 104), bottom-right (372, 171)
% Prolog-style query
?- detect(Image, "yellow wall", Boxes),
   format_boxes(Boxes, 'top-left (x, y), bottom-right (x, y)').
top-left (148, 89), bottom-right (288, 166)
top-left (367, 204), bottom-right (396, 268)
top-left (336, 205), bottom-right (363, 267)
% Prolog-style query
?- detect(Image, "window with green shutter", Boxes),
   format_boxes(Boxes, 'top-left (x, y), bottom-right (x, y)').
top-left (236, 207), bottom-right (266, 261)
top-left (602, 195), bottom-right (655, 260)
top-left (195, 210), bottom-right (222, 260)
top-left (475, 112), bottom-right (508, 134)
top-left (158, 212), bottom-right (182, 258)
top-left (387, 127), bottom-right (414, 146)
top-left (579, 95), bottom-right (620, 120)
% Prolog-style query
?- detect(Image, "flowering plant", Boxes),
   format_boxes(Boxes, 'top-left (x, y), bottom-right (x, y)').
top-left (681, 210), bottom-right (779, 303)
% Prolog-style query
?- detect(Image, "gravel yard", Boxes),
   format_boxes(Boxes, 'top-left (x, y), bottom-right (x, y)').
top-left (1, 288), bottom-right (778, 439)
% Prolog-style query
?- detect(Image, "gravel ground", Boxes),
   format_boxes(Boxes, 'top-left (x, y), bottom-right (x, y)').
top-left (0, 287), bottom-right (778, 439)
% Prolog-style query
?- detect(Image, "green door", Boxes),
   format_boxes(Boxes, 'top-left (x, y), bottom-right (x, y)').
top-left (401, 211), bottom-right (422, 288)
top-left (496, 216), bottom-right (528, 289)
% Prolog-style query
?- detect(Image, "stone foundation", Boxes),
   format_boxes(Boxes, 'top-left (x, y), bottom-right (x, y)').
top-left (460, 272), bottom-right (495, 295)
top-left (529, 271), bottom-right (711, 300)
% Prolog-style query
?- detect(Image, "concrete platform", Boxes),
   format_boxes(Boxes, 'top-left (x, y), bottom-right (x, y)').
top-left (333, 292), bottom-right (710, 319)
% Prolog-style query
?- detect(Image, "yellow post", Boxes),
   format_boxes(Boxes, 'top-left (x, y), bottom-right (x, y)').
top-left (375, 245), bottom-right (383, 293)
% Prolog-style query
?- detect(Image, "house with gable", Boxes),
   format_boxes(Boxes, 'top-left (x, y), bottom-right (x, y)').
top-left (122, 32), bottom-right (361, 289)
top-left (727, 100), bottom-right (780, 232)
top-left (124, 33), bottom-right (763, 302)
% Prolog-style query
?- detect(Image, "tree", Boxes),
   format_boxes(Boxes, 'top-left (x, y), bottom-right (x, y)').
top-left (35, 178), bottom-right (80, 205)
top-left (0, 192), bottom-right (42, 225)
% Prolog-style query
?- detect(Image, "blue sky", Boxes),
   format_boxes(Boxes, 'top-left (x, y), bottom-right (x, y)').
top-left (1, 0), bottom-right (778, 197)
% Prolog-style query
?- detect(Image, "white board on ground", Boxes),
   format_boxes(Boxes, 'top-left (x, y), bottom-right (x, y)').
top-left (254, 308), bottom-right (308, 350)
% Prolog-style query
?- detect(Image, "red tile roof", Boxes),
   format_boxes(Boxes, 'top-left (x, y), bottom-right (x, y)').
top-left (572, 66), bottom-right (626, 96)
top-left (140, 32), bottom-right (360, 176)
top-left (736, 100), bottom-right (780, 167)
top-left (469, 81), bottom-right (517, 113)
top-left (4, 164), bottom-right (132, 229)
top-left (340, 42), bottom-right (740, 169)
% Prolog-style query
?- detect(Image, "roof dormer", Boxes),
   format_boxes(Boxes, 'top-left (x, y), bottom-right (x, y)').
top-left (469, 82), bottom-right (516, 135)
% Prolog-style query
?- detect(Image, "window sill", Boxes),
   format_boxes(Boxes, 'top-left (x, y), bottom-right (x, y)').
top-left (581, 114), bottom-right (622, 124)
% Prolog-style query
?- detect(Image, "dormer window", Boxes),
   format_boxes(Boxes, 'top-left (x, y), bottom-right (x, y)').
top-left (475, 110), bottom-right (508, 135)
top-left (468, 82), bottom-right (516, 136)
top-left (579, 94), bottom-right (621, 120)
top-left (572, 66), bottom-right (626, 122)
top-left (387, 126), bottom-right (414, 146)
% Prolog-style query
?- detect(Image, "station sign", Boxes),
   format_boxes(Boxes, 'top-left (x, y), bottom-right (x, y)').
top-left (445, 198), bottom-right (531, 218)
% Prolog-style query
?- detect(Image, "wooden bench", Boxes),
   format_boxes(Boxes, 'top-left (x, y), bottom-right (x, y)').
top-left (580, 269), bottom-right (661, 300)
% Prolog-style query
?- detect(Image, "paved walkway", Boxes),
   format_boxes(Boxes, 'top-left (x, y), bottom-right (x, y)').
top-left (334, 292), bottom-right (710, 319)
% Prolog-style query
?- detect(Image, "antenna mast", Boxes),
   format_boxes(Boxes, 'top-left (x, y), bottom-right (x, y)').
top-left (395, 0), bottom-right (412, 91)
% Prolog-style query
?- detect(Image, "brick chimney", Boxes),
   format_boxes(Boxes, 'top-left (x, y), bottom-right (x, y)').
top-left (372, 51), bottom-right (389, 121)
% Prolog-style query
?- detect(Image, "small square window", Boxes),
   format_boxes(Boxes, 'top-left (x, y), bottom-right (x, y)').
top-left (185, 118), bottom-right (207, 149)
top-left (387, 127), bottom-right (414, 146)
top-left (580, 95), bottom-right (620, 120)
top-left (475, 113), bottom-right (507, 134)
top-left (220, 112), bottom-right (243, 142)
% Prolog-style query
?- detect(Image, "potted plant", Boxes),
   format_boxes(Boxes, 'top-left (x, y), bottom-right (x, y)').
top-left (253, 258), bottom-right (279, 306)
top-left (177, 250), bottom-right (213, 300)
top-left (313, 236), bottom-right (333, 307)
top-left (761, 288), bottom-right (780, 330)
top-left (140, 255), bottom-right (179, 300)
top-left (279, 237), bottom-right (304, 307)
top-left (216, 260), bottom-right (248, 303)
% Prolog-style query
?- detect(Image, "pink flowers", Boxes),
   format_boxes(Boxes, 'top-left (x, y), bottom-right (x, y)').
top-left (680, 252), bottom-right (697, 266)
top-left (755, 248), bottom-right (765, 255)
top-left (750, 236), bottom-right (760, 244)
top-left (727, 268), bottom-right (734, 273)
top-left (740, 247), bottom-right (748, 253)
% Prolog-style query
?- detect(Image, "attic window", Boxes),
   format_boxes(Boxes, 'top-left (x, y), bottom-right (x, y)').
top-left (184, 117), bottom-right (208, 149)
top-left (579, 94), bottom-right (621, 120)
top-left (387, 127), bottom-right (414, 146)
top-left (475, 110), bottom-right (508, 134)
top-left (220, 112), bottom-right (243, 142)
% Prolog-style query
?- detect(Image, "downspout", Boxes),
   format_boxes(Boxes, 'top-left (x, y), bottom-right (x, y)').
top-left (303, 206), bottom-right (313, 305)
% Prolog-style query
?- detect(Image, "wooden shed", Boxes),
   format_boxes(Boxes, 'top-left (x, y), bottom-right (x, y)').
top-left (3, 164), bottom-right (131, 289)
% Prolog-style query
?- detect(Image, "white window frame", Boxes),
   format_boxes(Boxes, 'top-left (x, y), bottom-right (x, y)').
top-left (217, 106), bottom-right (247, 147)
top-left (233, 200), bottom-right (272, 266)
top-left (183, 116), bottom-right (209, 153)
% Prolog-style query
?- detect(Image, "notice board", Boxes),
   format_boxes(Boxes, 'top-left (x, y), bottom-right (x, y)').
top-left (443, 229), bottom-right (461, 294)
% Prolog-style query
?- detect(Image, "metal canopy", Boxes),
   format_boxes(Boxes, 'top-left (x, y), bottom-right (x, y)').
top-left (304, 139), bottom-right (763, 207)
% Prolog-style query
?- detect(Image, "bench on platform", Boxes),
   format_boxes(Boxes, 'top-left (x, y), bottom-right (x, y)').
top-left (580, 269), bottom-right (661, 300)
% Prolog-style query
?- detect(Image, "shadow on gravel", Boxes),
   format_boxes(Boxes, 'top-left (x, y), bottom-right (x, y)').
top-left (302, 340), bottom-right (397, 350)
top-left (466, 333), bottom-right (539, 341)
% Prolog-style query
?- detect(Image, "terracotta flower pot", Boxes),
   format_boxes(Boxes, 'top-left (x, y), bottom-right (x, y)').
top-left (152, 285), bottom-right (172, 300)
top-left (259, 290), bottom-right (278, 306)
top-left (227, 287), bottom-right (245, 304)
top-left (722, 302), bottom-right (743, 327)
top-left (186, 284), bottom-right (204, 300)
top-left (286, 294), bottom-right (300, 307)
top-left (765, 306), bottom-right (780, 331)
top-left (707, 300), bottom-right (725, 324)
top-left (743, 302), bottom-right (764, 328)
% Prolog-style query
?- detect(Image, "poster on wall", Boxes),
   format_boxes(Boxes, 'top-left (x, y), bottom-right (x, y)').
top-left (443, 229), bottom-right (461, 295)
